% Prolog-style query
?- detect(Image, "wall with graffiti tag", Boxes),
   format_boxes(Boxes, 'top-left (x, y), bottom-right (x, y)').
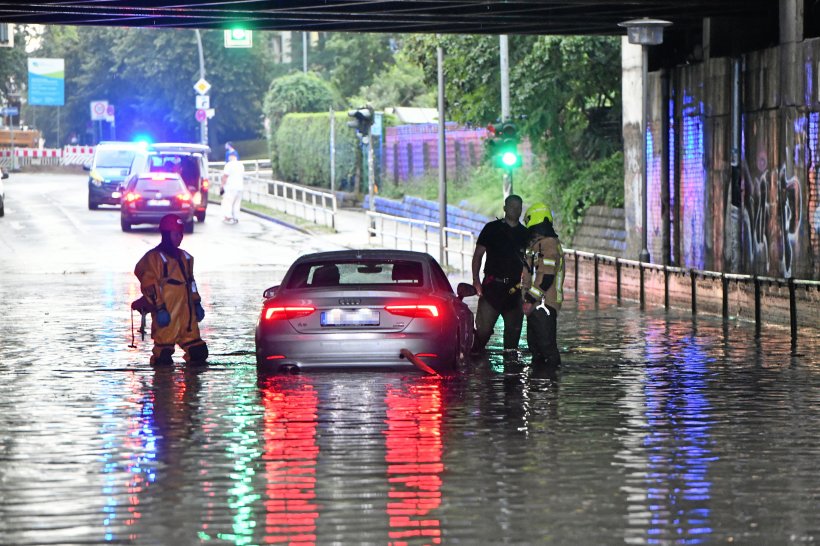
top-left (637, 37), bottom-right (820, 280)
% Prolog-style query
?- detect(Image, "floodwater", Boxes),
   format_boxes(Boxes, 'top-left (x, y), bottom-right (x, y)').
top-left (1, 267), bottom-right (819, 545)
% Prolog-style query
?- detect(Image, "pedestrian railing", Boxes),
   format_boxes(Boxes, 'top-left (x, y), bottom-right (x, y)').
top-left (365, 210), bottom-right (475, 271)
top-left (230, 172), bottom-right (337, 229)
top-left (210, 159), bottom-right (271, 174)
top-left (563, 248), bottom-right (820, 348)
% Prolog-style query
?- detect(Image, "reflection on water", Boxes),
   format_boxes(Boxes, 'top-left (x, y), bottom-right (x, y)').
top-left (1, 271), bottom-right (819, 544)
top-left (259, 374), bottom-right (320, 544)
top-left (384, 381), bottom-right (443, 544)
top-left (617, 320), bottom-right (716, 544)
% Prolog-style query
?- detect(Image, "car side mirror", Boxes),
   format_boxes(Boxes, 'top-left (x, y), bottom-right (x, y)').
top-left (1, 169), bottom-right (8, 180)
top-left (82, 163), bottom-right (91, 171)
top-left (456, 282), bottom-right (477, 300)
top-left (263, 285), bottom-right (279, 299)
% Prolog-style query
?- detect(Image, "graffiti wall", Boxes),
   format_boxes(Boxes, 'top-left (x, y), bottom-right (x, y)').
top-left (641, 38), bottom-right (820, 279)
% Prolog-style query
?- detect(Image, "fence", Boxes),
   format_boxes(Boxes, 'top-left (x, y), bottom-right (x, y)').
top-left (365, 210), bottom-right (475, 271)
top-left (224, 170), bottom-right (337, 229)
top-left (564, 249), bottom-right (820, 348)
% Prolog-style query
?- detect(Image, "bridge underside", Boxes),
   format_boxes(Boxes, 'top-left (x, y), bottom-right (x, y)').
top-left (0, 1), bottom-right (781, 37)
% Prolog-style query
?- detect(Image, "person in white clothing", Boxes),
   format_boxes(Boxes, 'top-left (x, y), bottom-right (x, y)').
top-left (221, 151), bottom-right (245, 224)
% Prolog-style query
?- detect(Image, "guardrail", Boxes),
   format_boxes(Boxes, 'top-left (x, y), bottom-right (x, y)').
top-left (214, 168), bottom-right (337, 229)
top-left (563, 248), bottom-right (820, 348)
top-left (365, 210), bottom-right (475, 271)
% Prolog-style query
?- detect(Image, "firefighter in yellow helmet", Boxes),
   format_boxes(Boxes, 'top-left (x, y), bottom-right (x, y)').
top-left (521, 202), bottom-right (565, 367)
top-left (134, 214), bottom-right (208, 366)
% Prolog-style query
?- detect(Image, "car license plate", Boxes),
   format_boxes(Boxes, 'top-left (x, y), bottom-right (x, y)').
top-left (320, 308), bottom-right (379, 327)
top-left (147, 199), bottom-right (171, 207)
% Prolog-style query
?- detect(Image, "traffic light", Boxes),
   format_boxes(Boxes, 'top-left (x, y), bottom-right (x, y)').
top-left (224, 27), bottom-right (253, 48)
top-left (496, 121), bottom-right (521, 169)
top-left (485, 121), bottom-right (521, 169)
top-left (347, 105), bottom-right (374, 144)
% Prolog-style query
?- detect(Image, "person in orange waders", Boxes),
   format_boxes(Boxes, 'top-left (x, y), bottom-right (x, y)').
top-left (134, 214), bottom-right (208, 366)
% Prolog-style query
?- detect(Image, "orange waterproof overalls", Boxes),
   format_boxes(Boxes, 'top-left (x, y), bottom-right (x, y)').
top-left (134, 248), bottom-right (207, 364)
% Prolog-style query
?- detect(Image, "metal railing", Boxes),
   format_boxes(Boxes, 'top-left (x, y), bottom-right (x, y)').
top-left (564, 248), bottom-right (820, 348)
top-left (215, 168), bottom-right (337, 229)
top-left (365, 210), bottom-right (475, 271)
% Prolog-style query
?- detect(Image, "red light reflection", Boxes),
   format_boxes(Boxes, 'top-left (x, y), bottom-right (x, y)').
top-left (384, 382), bottom-right (444, 545)
top-left (260, 378), bottom-right (320, 545)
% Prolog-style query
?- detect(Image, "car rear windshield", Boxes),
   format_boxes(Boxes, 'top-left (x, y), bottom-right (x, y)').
top-left (287, 260), bottom-right (425, 288)
top-left (95, 149), bottom-right (137, 168)
top-left (147, 154), bottom-right (202, 188)
top-left (134, 176), bottom-right (187, 194)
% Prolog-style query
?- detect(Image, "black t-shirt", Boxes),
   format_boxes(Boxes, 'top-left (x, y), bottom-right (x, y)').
top-left (477, 219), bottom-right (528, 281)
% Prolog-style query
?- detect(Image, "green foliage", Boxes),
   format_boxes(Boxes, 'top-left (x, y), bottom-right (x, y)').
top-left (324, 34), bottom-right (397, 99)
top-left (263, 71), bottom-right (337, 171)
top-left (274, 112), bottom-right (359, 189)
top-left (352, 52), bottom-right (434, 109)
top-left (377, 151), bottom-right (623, 239)
top-left (263, 71), bottom-right (337, 129)
top-left (24, 26), bottom-right (273, 147)
top-left (0, 25), bottom-right (32, 104)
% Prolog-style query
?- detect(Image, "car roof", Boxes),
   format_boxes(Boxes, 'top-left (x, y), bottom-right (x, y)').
top-left (293, 249), bottom-right (434, 264)
top-left (149, 143), bottom-right (211, 154)
top-left (96, 141), bottom-right (148, 151)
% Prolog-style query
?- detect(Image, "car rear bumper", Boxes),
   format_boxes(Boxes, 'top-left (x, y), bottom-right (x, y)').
top-left (255, 330), bottom-right (456, 373)
top-left (122, 209), bottom-right (194, 225)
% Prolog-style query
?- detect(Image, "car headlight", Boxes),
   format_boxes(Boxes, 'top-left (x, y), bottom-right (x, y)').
top-left (89, 169), bottom-right (104, 186)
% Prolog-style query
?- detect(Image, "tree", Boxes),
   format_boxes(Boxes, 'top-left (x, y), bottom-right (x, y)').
top-left (262, 71), bottom-right (337, 172)
top-left (351, 52), bottom-right (434, 110)
top-left (27, 25), bottom-right (274, 146)
top-left (324, 33), bottom-right (398, 99)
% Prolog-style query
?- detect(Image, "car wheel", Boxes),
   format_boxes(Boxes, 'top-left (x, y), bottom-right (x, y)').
top-left (0, 198), bottom-right (4, 217)
top-left (88, 197), bottom-right (98, 210)
top-left (195, 210), bottom-right (206, 222)
top-left (184, 220), bottom-right (194, 234)
top-left (120, 218), bottom-right (131, 232)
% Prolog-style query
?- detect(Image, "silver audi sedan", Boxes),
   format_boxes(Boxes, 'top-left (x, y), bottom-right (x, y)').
top-left (255, 249), bottom-right (477, 375)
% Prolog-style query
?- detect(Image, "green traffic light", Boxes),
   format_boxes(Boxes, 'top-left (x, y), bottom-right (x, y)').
top-left (501, 151), bottom-right (519, 167)
top-left (231, 28), bottom-right (246, 39)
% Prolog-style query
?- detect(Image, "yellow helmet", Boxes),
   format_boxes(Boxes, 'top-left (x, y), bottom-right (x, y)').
top-left (524, 202), bottom-right (553, 228)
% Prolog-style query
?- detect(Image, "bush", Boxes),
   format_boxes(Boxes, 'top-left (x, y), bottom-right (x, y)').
top-left (275, 112), bottom-right (360, 189)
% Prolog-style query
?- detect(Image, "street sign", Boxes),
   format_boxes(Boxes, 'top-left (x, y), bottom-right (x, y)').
top-left (206, 108), bottom-right (216, 119)
top-left (195, 95), bottom-right (210, 109)
top-left (1, 107), bottom-right (19, 116)
top-left (28, 58), bottom-right (65, 106)
top-left (224, 29), bottom-right (253, 48)
top-left (90, 100), bottom-right (108, 121)
top-left (193, 78), bottom-right (211, 95)
top-left (195, 109), bottom-right (207, 122)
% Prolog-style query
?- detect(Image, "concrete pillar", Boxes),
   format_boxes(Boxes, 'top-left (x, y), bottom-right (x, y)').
top-left (622, 37), bottom-right (644, 261)
top-left (779, 0), bottom-right (803, 43)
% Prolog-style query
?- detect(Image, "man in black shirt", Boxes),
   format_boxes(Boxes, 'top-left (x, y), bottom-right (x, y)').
top-left (471, 194), bottom-right (529, 355)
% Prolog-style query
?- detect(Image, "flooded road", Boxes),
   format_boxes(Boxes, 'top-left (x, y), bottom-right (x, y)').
top-left (1, 174), bottom-right (819, 544)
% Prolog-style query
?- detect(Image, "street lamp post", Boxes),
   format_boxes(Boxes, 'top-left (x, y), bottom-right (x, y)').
top-left (194, 29), bottom-right (208, 145)
top-left (619, 18), bottom-right (671, 263)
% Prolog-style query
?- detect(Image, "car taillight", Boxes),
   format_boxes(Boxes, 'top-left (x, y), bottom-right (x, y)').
top-left (385, 304), bottom-right (440, 318)
top-left (124, 192), bottom-right (141, 203)
top-left (176, 192), bottom-right (192, 202)
top-left (264, 305), bottom-right (315, 320)
top-left (201, 178), bottom-right (209, 190)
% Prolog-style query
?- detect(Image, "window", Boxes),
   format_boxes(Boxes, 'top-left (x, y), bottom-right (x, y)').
top-left (288, 260), bottom-right (426, 288)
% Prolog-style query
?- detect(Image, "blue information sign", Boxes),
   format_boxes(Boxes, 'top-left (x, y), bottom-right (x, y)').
top-left (28, 58), bottom-right (65, 106)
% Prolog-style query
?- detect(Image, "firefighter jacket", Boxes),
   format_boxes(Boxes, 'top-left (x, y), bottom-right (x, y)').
top-left (134, 248), bottom-right (202, 340)
top-left (521, 230), bottom-right (565, 312)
